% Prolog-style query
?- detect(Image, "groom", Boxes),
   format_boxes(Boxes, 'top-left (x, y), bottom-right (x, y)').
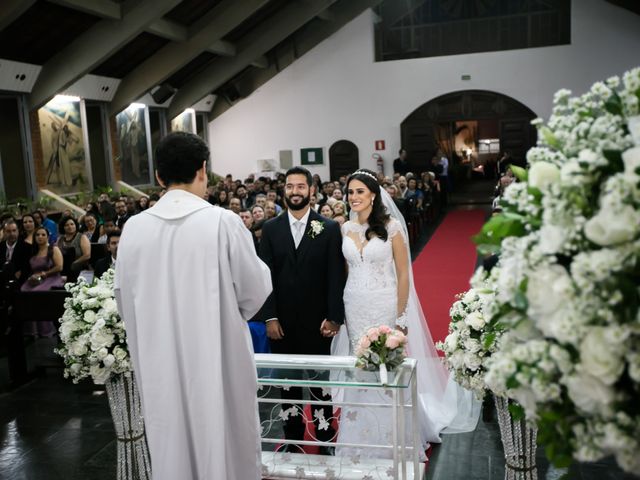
top-left (257, 166), bottom-right (345, 454)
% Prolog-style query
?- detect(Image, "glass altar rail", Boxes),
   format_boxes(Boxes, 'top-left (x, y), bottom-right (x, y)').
top-left (255, 354), bottom-right (425, 480)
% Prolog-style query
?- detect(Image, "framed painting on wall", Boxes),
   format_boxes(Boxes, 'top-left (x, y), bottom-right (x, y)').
top-left (116, 104), bottom-right (153, 186)
top-left (38, 95), bottom-right (90, 194)
top-left (171, 109), bottom-right (196, 134)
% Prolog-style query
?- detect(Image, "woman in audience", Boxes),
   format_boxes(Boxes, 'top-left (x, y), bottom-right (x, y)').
top-left (405, 177), bottom-right (424, 211)
top-left (319, 203), bottom-right (334, 219)
top-left (138, 196), bottom-right (150, 210)
top-left (22, 226), bottom-right (64, 337)
top-left (214, 189), bottom-right (230, 208)
top-left (21, 213), bottom-right (36, 245)
top-left (333, 201), bottom-right (347, 217)
top-left (333, 214), bottom-right (347, 226)
top-left (264, 201), bottom-right (277, 220)
top-left (82, 212), bottom-right (101, 243)
top-left (84, 202), bottom-right (103, 223)
top-left (57, 216), bottom-right (90, 282)
top-left (32, 211), bottom-right (43, 227)
top-left (251, 205), bottom-right (265, 223)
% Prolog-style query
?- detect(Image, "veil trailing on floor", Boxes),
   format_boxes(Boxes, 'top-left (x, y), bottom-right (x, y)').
top-left (331, 188), bottom-right (480, 445)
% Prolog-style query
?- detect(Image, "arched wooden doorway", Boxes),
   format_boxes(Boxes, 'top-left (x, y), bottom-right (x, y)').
top-left (329, 140), bottom-right (359, 181)
top-left (400, 90), bottom-right (537, 175)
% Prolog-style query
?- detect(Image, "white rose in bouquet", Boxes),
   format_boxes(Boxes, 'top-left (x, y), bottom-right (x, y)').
top-left (584, 204), bottom-right (640, 246)
top-left (464, 311), bottom-right (485, 330)
top-left (578, 327), bottom-right (626, 385)
top-left (622, 146), bottom-right (640, 180)
top-left (528, 161), bottom-right (560, 190)
top-left (565, 373), bottom-right (616, 416)
top-left (526, 264), bottom-right (573, 336)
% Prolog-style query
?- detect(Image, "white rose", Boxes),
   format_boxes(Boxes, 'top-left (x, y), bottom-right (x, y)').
top-left (59, 321), bottom-right (80, 339)
top-left (444, 332), bottom-right (459, 352)
top-left (101, 298), bottom-right (118, 316)
top-left (526, 265), bottom-right (573, 337)
top-left (578, 327), bottom-right (625, 385)
top-left (96, 347), bottom-right (109, 361)
top-left (449, 351), bottom-right (465, 370)
top-left (83, 310), bottom-right (97, 323)
top-left (622, 146), bottom-right (640, 180)
top-left (565, 373), bottom-right (615, 416)
top-left (464, 311), bottom-right (485, 330)
top-left (69, 363), bottom-right (82, 376)
top-left (627, 115), bottom-right (640, 146)
top-left (113, 346), bottom-right (128, 362)
top-left (463, 353), bottom-right (482, 371)
top-left (89, 365), bottom-right (111, 384)
top-left (463, 338), bottom-right (482, 354)
top-left (528, 161), bottom-right (560, 190)
top-left (584, 205), bottom-right (640, 246)
top-left (70, 336), bottom-right (89, 356)
top-left (538, 224), bottom-right (567, 255)
top-left (90, 330), bottom-right (115, 351)
top-left (103, 354), bottom-right (116, 368)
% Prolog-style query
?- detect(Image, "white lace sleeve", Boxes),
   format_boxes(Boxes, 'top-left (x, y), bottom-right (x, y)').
top-left (387, 218), bottom-right (407, 242)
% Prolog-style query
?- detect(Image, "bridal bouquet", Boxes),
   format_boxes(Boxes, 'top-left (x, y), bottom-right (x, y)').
top-left (473, 68), bottom-right (640, 474)
top-left (55, 269), bottom-right (132, 384)
top-left (355, 325), bottom-right (407, 383)
top-left (436, 267), bottom-right (504, 399)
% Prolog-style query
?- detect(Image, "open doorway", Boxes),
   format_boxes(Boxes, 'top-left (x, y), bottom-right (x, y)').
top-left (329, 140), bottom-right (359, 181)
top-left (401, 90), bottom-right (537, 202)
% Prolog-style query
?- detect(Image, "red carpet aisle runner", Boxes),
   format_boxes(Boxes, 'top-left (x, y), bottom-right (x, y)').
top-left (412, 210), bottom-right (487, 348)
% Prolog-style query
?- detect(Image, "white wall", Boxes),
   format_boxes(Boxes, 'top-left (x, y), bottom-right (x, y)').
top-left (209, 0), bottom-right (640, 179)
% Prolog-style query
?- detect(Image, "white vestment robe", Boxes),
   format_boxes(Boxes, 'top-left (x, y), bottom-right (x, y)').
top-left (114, 189), bottom-right (271, 480)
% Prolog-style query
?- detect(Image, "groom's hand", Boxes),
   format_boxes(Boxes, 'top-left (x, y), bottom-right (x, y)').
top-left (266, 320), bottom-right (284, 340)
top-left (320, 319), bottom-right (339, 337)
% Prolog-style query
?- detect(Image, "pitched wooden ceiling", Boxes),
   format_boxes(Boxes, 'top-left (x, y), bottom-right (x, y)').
top-left (0, 0), bottom-right (385, 118)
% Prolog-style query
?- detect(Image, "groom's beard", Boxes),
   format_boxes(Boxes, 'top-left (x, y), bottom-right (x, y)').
top-left (285, 193), bottom-right (310, 211)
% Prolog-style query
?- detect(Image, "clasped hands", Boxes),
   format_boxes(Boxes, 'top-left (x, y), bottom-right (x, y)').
top-left (266, 319), bottom-right (340, 340)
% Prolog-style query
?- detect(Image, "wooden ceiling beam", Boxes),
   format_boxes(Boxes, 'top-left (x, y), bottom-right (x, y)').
top-left (29, 0), bottom-right (181, 110)
top-left (168, 0), bottom-right (339, 119)
top-left (109, 0), bottom-right (267, 115)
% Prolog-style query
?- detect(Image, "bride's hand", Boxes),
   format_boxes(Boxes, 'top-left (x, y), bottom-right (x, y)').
top-left (320, 319), bottom-right (339, 337)
top-left (395, 325), bottom-right (408, 335)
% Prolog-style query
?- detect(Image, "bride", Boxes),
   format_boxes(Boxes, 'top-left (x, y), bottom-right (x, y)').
top-left (332, 169), bottom-right (479, 459)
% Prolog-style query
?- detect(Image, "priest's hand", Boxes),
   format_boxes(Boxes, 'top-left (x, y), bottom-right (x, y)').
top-left (266, 319), bottom-right (284, 340)
top-left (320, 319), bottom-right (339, 337)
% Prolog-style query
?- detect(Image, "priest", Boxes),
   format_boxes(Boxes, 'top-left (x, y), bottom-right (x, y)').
top-left (115, 132), bottom-right (271, 480)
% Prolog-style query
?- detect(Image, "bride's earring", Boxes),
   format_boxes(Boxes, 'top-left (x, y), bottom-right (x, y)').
top-left (371, 196), bottom-right (375, 205)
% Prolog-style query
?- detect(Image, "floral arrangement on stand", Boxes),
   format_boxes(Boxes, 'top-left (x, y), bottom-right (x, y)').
top-left (471, 67), bottom-right (640, 474)
top-left (355, 325), bottom-right (408, 384)
top-left (436, 267), bottom-right (504, 399)
top-left (56, 270), bottom-right (150, 480)
top-left (56, 269), bottom-right (131, 384)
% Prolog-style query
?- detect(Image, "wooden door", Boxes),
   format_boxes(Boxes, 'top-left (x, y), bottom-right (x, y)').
top-left (329, 140), bottom-right (359, 180)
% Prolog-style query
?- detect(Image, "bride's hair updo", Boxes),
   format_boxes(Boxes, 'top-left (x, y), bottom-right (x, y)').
top-left (347, 169), bottom-right (390, 242)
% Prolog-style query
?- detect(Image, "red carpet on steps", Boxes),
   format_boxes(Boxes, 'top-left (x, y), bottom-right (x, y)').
top-left (412, 209), bottom-right (486, 348)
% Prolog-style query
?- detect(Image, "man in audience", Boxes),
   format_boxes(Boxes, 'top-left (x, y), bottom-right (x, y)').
top-left (266, 191), bottom-right (283, 214)
top-left (236, 184), bottom-right (249, 209)
top-left (397, 175), bottom-right (408, 197)
top-left (115, 132), bottom-right (271, 480)
top-left (254, 193), bottom-right (267, 209)
top-left (264, 201), bottom-right (277, 219)
top-left (0, 220), bottom-right (29, 284)
top-left (239, 209), bottom-right (253, 229)
top-left (229, 197), bottom-right (241, 214)
top-left (393, 148), bottom-right (409, 175)
top-left (126, 197), bottom-right (138, 216)
top-left (98, 218), bottom-right (118, 244)
top-left (94, 231), bottom-right (120, 279)
top-left (37, 208), bottom-right (58, 244)
top-left (115, 200), bottom-right (130, 229)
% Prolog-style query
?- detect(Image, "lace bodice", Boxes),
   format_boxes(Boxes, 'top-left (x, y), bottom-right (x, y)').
top-left (341, 218), bottom-right (405, 292)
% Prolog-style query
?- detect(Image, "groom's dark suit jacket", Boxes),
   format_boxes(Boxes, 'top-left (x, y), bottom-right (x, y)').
top-left (256, 209), bottom-right (345, 354)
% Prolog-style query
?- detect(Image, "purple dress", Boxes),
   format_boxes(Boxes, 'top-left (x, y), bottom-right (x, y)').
top-left (22, 255), bottom-right (63, 337)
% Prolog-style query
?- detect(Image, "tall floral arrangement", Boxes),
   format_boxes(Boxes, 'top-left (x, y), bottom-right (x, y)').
top-left (56, 269), bottom-right (132, 384)
top-left (437, 267), bottom-right (504, 399)
top-left (473, 67), bottom-right (640, 474)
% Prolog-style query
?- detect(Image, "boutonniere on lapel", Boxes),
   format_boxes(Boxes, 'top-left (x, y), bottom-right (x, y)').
top-left (308, 220), bottom-right (325, 239)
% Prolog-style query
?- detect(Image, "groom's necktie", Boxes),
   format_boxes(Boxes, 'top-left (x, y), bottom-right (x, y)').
top-left (293, 221), bottom-right (304, 249)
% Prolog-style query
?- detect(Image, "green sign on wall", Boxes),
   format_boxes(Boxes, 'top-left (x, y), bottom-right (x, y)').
top-left (300, 147), bottom-right (323, 165)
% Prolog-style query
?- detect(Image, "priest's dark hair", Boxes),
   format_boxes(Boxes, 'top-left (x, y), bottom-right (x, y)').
top-left (285, 166), bottom-right (312, 187)
top-left (155, 132), bottom-right (209, 186)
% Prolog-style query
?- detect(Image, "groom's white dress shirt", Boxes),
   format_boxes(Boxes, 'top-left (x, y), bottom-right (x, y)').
top-left (288, 208), bottom-right (310, 249)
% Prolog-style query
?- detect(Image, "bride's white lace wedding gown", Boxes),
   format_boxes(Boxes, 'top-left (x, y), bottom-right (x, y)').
top-left (335, 219), bottom-right (421, 459)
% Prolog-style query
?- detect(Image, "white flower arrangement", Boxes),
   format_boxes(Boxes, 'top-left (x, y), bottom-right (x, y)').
top-left (55, 269), bottom-right (131, 384)
top-left (472, 67), bottom-right (640, 474)
top-left (437, 267), bottom-right (504, 399)
top-left (308, 219), bottom-right (324, 238)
